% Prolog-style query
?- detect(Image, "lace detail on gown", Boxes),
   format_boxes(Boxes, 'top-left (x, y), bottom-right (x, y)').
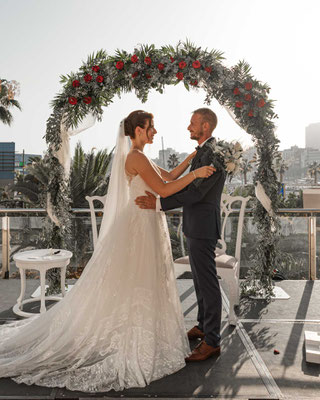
top-left (0, 164), bottom-right (190, 392)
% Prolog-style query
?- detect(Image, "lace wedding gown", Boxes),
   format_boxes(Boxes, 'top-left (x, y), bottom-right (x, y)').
top-left (0, 165), bottom-right (190, 392)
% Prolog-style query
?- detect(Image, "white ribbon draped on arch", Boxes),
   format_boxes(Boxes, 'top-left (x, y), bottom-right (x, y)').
top-left (223, 106), bottom-right (275, 218)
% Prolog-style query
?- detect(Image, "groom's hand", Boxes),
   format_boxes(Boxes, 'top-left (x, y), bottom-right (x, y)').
top-left (135, 191), bottom-right (156, 209)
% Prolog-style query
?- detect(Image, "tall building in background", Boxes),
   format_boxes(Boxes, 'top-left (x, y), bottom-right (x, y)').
top-left (0, 142), bottom-right (15, 187)
top-left (157, 147), bottom-right (178, 169)
top-left (152, 148), bottom-right (189, 170)
top-left (305, 123), bottom-right (320, 150)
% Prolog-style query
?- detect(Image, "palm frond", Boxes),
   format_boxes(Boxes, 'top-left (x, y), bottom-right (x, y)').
top-left (0, 106), bottom-right (13, 125)
top-left (8, 98), bottom-right (22, 110)
top-left (85, 50), bottom-right (108, 66)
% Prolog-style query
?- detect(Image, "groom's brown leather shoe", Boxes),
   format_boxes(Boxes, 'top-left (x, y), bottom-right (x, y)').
top-left (187, 326), bottom-right (205, 340)
top-left (185, 340), bottom-right (221, 362)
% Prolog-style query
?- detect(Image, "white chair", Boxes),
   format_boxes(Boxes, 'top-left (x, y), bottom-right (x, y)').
top-left (85, 195), bottom-right (108, 249)
top-left (174, 193), bottom-right (251, 325)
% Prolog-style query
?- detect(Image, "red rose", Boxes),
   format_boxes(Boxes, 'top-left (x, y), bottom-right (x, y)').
top-left (131, 54), bottom-right (138, 63)
top-left (83, 96), bottom-right (92, 104)
top-left (157, 63), bottom-right (164, 71)
top-left (191, 80), bottom-right (198, 86)
top-left (248, 110), bottom-right (254, 117)
top-left (176, 72), bottom-right (184, 80)
top-left (192, 60), bottom-right (201, 69)
top-left (116, 61), bottom-right (124, 70)
top-left (146, 74), bottom-right (151, 79)
top-left (144, 57), bottom-right (152, 65)
top-left (258, 99), bottom-right (265, 108)
top-left (170, 56), bottom-right (175, 63)
top-left (205, 67), bottom-right (212, 73)
top-left (179, 61), bottom-right (187, 69)
top-left (92, 65), bottom-right (100, 72)
top-left (235, 101), bottom-right (243, 108)
top-left (72, 80), bottom-right (80, 88)
top-left (245, 94), bottom-right (252, 101)
top-left (245, 82), bottom-right (253, 90)
top-left (84, 74), bottom-right (92, 82)
top-left (96, 75), bottom-right (104, 83)
top-left (132, 71), bottom-right (139, 78)
top-left (233, 87), bottom-right (240, 95)
top-left (68, 97), bottom-right (77, 105)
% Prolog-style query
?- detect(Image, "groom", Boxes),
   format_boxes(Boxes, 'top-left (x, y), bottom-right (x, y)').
top-left (135, 108), bottom-right (226, 361)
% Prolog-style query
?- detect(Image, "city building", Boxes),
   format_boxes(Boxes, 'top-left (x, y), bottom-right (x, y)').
top-left (0, 142), bottom-right (15, 187)
top-left (301, 148), bottom-right (320, 169)
top-left (305, 123), bottom-right (320, 150)
top-left (157, 147), bottom-right (178, 169)
top-left (282, 146), bottom-right (306, 179)
top-left (152, 148), bottom-right (191, 170)
top-left (282, 145), bottom-right (320, 180)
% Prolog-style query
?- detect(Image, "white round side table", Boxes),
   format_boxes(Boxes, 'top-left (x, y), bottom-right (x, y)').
top-left (13, 249), bottom-right (73, 318)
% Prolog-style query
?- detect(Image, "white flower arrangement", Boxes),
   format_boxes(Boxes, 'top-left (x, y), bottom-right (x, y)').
top-left (206, 139), bottom-right (243, 179)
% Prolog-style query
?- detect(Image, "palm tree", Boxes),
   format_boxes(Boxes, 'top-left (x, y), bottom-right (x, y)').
top-left (0, 79), bottom-right (21, 126)
top-left (307, 161), bottom-right (320, 185)
top-left (71, 143), bottom-right (113, 207)
top-left (14, 156), bottom-right (49, 205)
top-left (10, 143), bottom-right (114, 208)
top-left (240, 158), bottom-right (253, 185)
top-left (167, 153), bottom-right (180, 170)
top-left (273, 153), bottom-right (289, 183)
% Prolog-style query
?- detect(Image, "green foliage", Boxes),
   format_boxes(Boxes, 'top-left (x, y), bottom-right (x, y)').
top-left (273, 152), bottom-right (289, 183)
top-left (70, 142), bottom-right (113, 208)
top-left (11, 144), bottom-right (113, 209)
top-left (45, 40), bottom-right (280, 296)
top-left (307, 161), bottom-right (320, 185)
top-left (167, 153), bottom-right (180, 170)
top-left (278, 190), bottom-right (303, 209)
top-left (231, 184), bottom-right (256, 208)
top-left (240, 158), bottom-right (253, 184)
top-left (0, 78), bottom-right (22, 126)
top-left (9, 156), bottom-right (50, 207)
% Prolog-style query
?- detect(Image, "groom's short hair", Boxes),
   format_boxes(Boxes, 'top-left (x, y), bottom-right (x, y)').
top-left (193, 108), bottom-right (217, 133)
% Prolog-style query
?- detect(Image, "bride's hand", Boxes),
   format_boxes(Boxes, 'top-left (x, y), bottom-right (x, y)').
top-left (189, 150), bottom-right (197, 159)
top-left (194, 165), bottom-right (216, 179)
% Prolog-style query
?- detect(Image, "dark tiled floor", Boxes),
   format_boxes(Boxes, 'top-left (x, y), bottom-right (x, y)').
top-left (1, 279), bottom-right (320, 399)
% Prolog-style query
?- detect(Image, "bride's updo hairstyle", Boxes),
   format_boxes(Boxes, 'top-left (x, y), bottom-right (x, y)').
top-left (124, 110), bottom-right (154, 139)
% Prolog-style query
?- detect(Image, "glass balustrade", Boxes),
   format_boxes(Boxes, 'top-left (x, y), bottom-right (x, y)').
top-left (0, 209), bottom-right (319, 280)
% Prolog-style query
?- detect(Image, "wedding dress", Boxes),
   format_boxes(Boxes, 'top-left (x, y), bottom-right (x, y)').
top-left (0, 121), bottom-right (190, 392)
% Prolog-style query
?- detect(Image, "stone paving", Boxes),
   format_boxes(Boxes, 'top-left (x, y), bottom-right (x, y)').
top-left (1, 277), bottom-right (320, 399)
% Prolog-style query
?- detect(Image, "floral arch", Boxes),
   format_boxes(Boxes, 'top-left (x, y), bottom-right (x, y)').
top-left (44, 41), bottom-right (280, 296)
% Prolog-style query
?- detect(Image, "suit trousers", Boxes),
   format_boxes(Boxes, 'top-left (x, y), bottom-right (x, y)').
top-left (186, 236), bottom-right (222, 347)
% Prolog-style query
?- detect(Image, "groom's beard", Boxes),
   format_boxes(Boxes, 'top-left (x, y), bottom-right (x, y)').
top-left (190, 130), bottom-right (205, 141)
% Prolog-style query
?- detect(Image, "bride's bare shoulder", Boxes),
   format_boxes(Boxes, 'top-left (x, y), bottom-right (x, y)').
top-left (125, 149), bottom-right (150, 173)
top-left (127, 149), bottom-right (149, 163)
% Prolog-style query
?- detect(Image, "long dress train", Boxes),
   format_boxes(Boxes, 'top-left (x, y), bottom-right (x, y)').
top-left (0, 167), bottom-right (190, 392)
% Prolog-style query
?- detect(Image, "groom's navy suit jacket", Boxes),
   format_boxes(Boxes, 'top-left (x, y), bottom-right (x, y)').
top-left (160, 137), bottom-right (226, 241)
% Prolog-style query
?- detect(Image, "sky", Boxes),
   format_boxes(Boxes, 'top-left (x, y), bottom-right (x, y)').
top-left (1, 0), bottom-right (320, 160)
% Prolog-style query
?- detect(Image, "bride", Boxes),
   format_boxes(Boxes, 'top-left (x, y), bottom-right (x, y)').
top-left (0, 110), bottom-right (215, 392)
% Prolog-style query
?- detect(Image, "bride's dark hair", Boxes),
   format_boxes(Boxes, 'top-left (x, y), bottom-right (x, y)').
top-left (124, 110), bottom-right (154, 139)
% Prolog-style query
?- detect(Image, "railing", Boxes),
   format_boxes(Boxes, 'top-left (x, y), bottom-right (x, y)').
top-left (0, 208), bottom-right (319, 280)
